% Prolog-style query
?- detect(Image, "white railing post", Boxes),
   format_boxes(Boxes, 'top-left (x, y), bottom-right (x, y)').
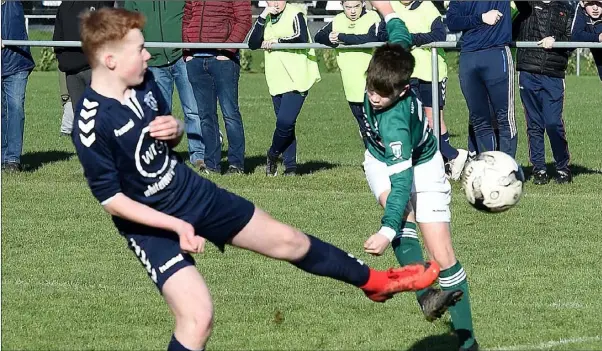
top-left (576, 48), bottom-right (581, 76)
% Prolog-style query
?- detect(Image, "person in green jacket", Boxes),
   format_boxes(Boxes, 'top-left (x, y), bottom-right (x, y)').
top-left (124, 1), bottom-right (204, 168)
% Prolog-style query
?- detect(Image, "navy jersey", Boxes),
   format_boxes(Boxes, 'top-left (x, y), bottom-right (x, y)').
top-left (72, 71), bottom-right (203, 231)
top-left (446, 1), bottom-right (512, 52)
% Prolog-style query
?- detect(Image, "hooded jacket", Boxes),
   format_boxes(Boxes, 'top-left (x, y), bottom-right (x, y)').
top-left (53, 1), bottom-right (114, 74)
top-left (124, 1), bottom-right (185, 67)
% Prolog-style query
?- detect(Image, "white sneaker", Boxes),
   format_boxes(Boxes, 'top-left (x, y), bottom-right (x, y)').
top-left (448, 149), bottom-right (468, 181)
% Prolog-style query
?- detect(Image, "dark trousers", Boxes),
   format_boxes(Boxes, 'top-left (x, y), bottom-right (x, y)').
top-left (269, 91), bottom-right (307, 170)
top-left (459, 46), bottom-right (517, 157)
top-left (519, 71), bottom-right (570, 172)
top-left (348, 101), bottom-right (369, 138)
top-left (66, 68), bottom-right (92, 113)
top-left (186, 56), bottom-right (245, 171)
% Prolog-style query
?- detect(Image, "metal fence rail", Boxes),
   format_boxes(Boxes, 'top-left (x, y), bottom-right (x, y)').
top-left (3, 40), bottom-right (600, 147)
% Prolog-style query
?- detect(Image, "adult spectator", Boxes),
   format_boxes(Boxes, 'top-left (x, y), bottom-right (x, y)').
top-left (124, 1), bottom-right (205, 167)
top-left (572, 1), bottom-right (602, 81)
top-left (53, 1), bottom-right (114, 134)
top-left (58, 71), bottom-right (74, 136)
top-left (514, 1), bottom-right (573, 184)
top-left (183, 1), bottom-right (252, 174)
top-left (1, 0), bottom-right (35, 172)
top-left (447, 1), bottom-right (517, 158)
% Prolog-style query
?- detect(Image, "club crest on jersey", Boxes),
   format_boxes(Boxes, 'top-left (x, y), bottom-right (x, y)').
top-left (390, 141), bottom-right (403, 160)
top-left (144, 91), bottom-right (158, 112)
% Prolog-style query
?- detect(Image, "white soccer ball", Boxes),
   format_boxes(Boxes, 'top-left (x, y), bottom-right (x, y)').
top-left (462, 151), bottom-right (525, 213)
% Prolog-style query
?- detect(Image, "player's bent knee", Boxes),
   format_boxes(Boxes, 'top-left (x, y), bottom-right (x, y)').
top-left (175, 311), bottom-right (214, 346)
top-left (273, 228), bottom-right (310, 261)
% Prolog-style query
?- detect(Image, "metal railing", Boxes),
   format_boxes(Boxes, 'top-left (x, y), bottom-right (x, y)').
top-left (4, 39), bottom-right (601, 147)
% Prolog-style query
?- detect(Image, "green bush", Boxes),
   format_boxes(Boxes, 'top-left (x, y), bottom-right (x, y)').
top-left (240, 49), bottom-right (253, 72)
top-left (318, 49), bottom-right (339, 73)
top-left (37, 47), bottom-right (57, 72)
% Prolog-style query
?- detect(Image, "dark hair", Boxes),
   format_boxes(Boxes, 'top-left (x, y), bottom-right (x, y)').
top-left (366, 43), bottom-right (415, 97)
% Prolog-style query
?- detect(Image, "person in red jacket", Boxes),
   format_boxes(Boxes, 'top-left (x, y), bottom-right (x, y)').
top-left (183, 1), bottom-right (252, 175)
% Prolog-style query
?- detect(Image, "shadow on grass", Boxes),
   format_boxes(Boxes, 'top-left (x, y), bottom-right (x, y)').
top-left (20, 150), bottom-right (74, 172)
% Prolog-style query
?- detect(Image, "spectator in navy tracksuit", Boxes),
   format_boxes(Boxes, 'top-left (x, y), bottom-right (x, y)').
top-left (1, 0), bottom-right (35, 172)
top-left (571, 1), bottom-right (602, 81)
top-left (446, 1), bottom-right (517, 158)
top-left (514, 1), bottom-right (573, 185)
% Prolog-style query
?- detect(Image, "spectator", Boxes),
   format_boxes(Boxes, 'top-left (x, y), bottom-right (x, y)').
top-left (571, 1), bottom-right (602, 81)
top-left (124, 1), bottom-right (204, 167)
top-left (446, 1), bottom-right (517, 158)
top-left (58, 71), bottom-right (74, 136)
top-left (515, 1), bottom-right (573, 184)
top-left (248, 1), bottom-right (321, 176)
top-left (183, 1), bottom-right (252, 175)
top-left (392, 0), bottom-right (468, 181)
top-left (1, 0), bottom-right (35, 172)
top-left (314, 0), bottom-right (386, 148)
top-left (53, 1), bottom-right (114, 134)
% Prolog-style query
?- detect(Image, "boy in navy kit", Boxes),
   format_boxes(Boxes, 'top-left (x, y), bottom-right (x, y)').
top-left (446, 1), bottom-right (517, 158)
top-left (572, 1), bottom-right (602, 81)
top-left (72, 8), bottom-right (439, 351)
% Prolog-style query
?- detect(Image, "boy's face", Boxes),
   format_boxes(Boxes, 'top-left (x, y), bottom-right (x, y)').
top-left (367, 88), bottom-right (408, 110)
top-left (102, 29), bottom-right (150, 87)
top-left (584, 1), bottom-right (602, 19)
top-left (342, 1), bottom-right (363, 21)
top-left (267, 1), bottom-right (286, 13)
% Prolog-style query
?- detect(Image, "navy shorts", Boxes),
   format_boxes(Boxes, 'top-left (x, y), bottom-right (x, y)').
top-left (121, 177), bottom-right (255, 292)
top-left (411, 78), bottom-right (447, 108)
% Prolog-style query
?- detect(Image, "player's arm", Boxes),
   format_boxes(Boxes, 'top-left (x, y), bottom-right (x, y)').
top-left (378, 115), bottom-right (414, 243)
top-left (247, 14), bottom-right (267, 50)
top-left (338, 23), bottom-right (380, 45)
top-left (314, 22), bottom-right (337, 47)
top-left (369, 1), bottom-right (412, 49)
top-left (73, 120), bottom-right (202, 253)
top-left (445, 2), bottom-right (483, 32)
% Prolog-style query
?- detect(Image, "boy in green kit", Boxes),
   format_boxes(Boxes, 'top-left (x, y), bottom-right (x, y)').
top-left (362, 2), bottom-right (478, 350)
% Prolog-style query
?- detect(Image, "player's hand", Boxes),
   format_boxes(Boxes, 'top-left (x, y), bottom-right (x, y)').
top-left (216, 55), bottom-right (230, 61)
top-left (599, 33), bottom-right (602, 42)
top-left (538, 36), bottom-right (555, 49)
top-left (184, 56), bottom-right (193, 62)
top-left (364, 233), bottom-right (391, 256)
top-left (261, 6), bottom-right (278, 18)
top-left (261, 39), bottom-right (278, 51)
top-left (482, 10), bottom-right (502, 26)
top-left (149, 115), bottom-right (182, 141)
top-left (176, 221), bottom-right (206, 254)
top-left (329, 31), bottom-right (340, 44)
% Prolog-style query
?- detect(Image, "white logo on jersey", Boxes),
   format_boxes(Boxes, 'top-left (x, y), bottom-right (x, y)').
top-left (135, 126), bottom-right (170, 178)
top-left (144, 91), bottom-right (158, 112)
top-left (390, 141), bottom-right (403, 160)
top-left (79, 98), bottom-right (99, 147)
top-left (114, 119), bottom-right (135, 137)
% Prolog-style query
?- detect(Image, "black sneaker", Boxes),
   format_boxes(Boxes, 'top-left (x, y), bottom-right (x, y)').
top-left (418, 288), bottom-right (464, 322)
top-left (283, 168), bottom-right (297, 176)
top-left (532, 170), bottom-right (549, 185)
top-left (225, 165), bottom-right (244, 175)
top-left (460, 340), bottom-right (479, 351)
top-left (555, 170), bottom-right (573, 184)
top-left (266, 152), bottom-right (278, 177)
top-left (194, 159), bottom-right (207, 172)
top-left (2, 162), bottom-right (21, 172)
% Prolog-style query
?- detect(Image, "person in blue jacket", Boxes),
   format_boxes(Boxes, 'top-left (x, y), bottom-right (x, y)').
top-left (572, 1), bottom-right (602, 80)
top-left (1, 0), bottom-right (35, 172)
top-left (446, 1), bottom-right (517, 159)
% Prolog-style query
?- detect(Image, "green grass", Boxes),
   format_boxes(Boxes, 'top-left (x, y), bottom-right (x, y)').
top-left (2, 71), bottom-right (602, 350)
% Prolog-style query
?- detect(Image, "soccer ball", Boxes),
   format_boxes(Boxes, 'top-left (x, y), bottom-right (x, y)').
top-left (462, 151), bottom-right (525, 213)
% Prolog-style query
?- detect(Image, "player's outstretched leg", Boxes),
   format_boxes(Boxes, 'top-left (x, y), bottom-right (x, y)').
top-left (162, 266), bottom-right (213, 351)
top-left (229, 208), bottom-right (440, 302)
top-left (420, 222), bottom-right (477, 351)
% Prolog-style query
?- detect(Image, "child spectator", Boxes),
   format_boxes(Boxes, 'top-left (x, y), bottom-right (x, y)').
top-left (571, 1), bottom-right (602, 80)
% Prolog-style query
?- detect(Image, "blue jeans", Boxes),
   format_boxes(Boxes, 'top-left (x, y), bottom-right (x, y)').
top-left (186, 57), bottom-right (245, 171)
top-left (2, 70), bottom-right (29, 165)
top-left (149, 57), bottom-right (204, 164)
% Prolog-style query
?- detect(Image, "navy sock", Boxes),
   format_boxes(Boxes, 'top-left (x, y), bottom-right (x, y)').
top-left (168, 335), bottom-right (199, 351)
top-left (440, 132), bottom-right (459, 160)
top-left (292, 234), bottom-right (370, 287)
